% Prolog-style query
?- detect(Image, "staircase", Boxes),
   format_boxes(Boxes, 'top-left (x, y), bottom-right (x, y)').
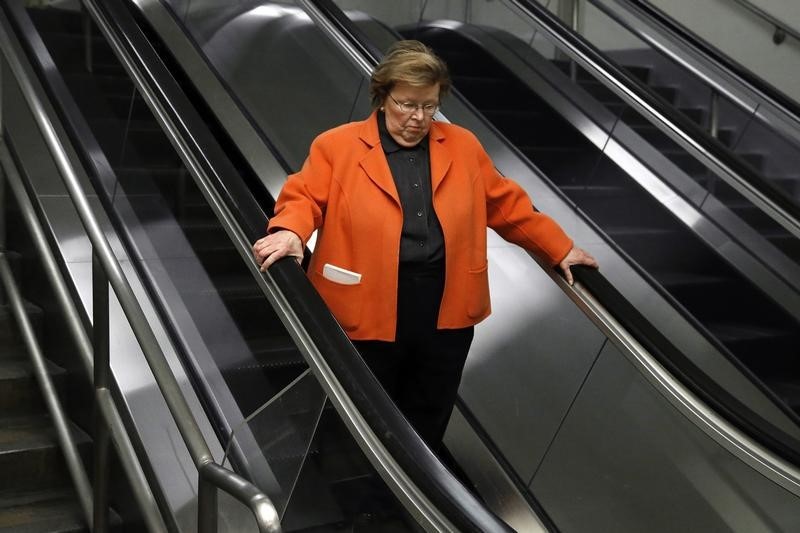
top-left (0, 259), bottom-right (89, 533)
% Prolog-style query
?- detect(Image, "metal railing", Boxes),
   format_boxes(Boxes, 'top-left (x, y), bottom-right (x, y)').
top-left (507, 0), bottom-right (800, 241)
top-left (730, 0), bottom-right (800, 45)
top-left (605, 0), bottom-right (800, 145)
top-left (0, 9), bottom-right (281, 533)
top-left (0, 140), bottom-right (165, 532)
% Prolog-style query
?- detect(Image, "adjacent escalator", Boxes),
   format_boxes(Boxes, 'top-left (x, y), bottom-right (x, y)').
top-left (534, 0), bottom-right (800, 263)
top-left (409, 23), bottom-right (800, 412)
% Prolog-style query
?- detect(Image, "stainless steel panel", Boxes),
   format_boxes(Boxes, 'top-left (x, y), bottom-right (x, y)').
top-left (1, 54), bottom-right (94, 196)
top-left (444, 406), bottom-right (548, 533)
top-left (172, 1), bottom-right (369, 171)
top-left (531, 341), bottom-right (800, 532)
top-left (460, 236), bottom-right (607, 480)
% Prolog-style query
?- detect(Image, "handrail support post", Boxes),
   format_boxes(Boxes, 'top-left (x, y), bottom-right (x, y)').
top-left (710, 90), bottom-right (719, 139)
top-left (92, 251), bottom-right (110, 533)
top-left (198, 474), bottom-right (218, 533)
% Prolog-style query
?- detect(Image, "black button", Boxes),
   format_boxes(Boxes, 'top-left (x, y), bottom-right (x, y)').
top-left (409, 157), bottom-right (416, 163)
top-left (412, 183), bottom-right (419, 188)
top-left (418, 241), bottom-right (425, 247)
top-left (416, 211), bottom-right (423, 217)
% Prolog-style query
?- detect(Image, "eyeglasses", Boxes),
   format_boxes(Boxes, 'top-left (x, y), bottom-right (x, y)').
top-left (388, 94), bottom-right (439, 116)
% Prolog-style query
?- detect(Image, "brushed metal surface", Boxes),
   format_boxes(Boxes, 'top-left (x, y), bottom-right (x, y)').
top-left (531, 341), bottom-right (800, 532)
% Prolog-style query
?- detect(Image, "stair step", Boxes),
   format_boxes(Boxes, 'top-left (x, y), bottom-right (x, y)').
top-left (0, 416), bottom-right (90, 493)
top-left (0, 489), bottom-right (87, 533)
top-left (0, 359), bottom-right (65, 416)
top-left (0, 304), bottom-right (42, 352)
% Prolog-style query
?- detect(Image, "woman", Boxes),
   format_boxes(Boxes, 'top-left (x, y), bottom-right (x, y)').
top-left (252, 40), bottom-right (597, 451)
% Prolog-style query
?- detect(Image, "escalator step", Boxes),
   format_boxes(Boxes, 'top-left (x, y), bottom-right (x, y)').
top-left (519, 146), bottom-right (600, 184)
top-left (576, 79), bottom-right (624, 106)
top-left (25, 7), bottom-right (82, 34)
top-left (32, 32), bottom-right (118, 72)
top-left (620, 64), bottom-right (651, 83)
top-left (481, 109), bottom-right (585, 146)
top-left (451, 75), bottom-right (542, 110)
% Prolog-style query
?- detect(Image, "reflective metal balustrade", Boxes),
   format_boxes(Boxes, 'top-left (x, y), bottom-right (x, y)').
top-left (3, 0), bottom-right (800, 531)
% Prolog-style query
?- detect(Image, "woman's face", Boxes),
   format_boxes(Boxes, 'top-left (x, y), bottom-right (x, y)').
top-left (383, 81), bottom-right (440, 147)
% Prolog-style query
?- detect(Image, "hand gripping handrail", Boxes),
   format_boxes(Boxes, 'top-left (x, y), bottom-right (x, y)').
top-left (0, 8), bottom-right (280, 533)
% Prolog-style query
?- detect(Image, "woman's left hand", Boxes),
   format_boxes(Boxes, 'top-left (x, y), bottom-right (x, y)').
top-left (558, 246), bottom-right (599, 285)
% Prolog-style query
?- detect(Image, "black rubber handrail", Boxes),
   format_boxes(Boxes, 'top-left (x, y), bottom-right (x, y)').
top-left (120, 2), bottom-right (515, 530)
top-left (6, 0), bottom-right (513, 531)
top-left (311, 0), bottom-right (800, 469)
top-left (507, 0), bottom-right (800, 228)
top-left (621, 0), bottom-right (800, 129)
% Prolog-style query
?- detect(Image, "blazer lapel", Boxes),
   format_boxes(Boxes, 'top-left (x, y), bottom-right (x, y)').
top-left (358, 112), bottom-right (400, 205)
top-left (429, 123), bottom-right (452, 194)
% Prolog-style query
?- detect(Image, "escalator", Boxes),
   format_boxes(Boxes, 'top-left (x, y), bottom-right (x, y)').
top-left (4, 0), bottom-right (800, 531)
top-left (2, 1), bottom-right (507, 531)
top-left (305, 1), bottom-right (800, 529)
top-left (319, 0), bottom-right (800, 418)
top-left (554, 0), bottom-right (800, 264)
top-left (409, 24), bottom-right (800, 411)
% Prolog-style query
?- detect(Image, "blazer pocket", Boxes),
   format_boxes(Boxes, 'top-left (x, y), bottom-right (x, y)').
top-left (467, 263), bottom-right (490, 319)
top-left (312, 269), bottom-right (363, 331)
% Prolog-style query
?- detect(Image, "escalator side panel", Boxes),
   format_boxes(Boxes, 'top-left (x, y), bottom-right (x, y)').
top-left (532, 341), bottom-right (800, 533)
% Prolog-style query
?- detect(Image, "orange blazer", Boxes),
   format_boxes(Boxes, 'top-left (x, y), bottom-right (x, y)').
top-left (268, 111), bottom-right (573, 341)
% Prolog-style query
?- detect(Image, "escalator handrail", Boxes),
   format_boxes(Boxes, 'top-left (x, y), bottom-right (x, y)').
top-left (310, 0), bottom-right (800, 482)
top-left (731, 0), bottom-right (800, 45)
top-left (0, 2), bottom-right (281, 532)
top-left (612, 0), bottom-right (800, 142)
top-left (84, 0), bottom-right (515, 531)
top-left (505, 0), bottom-right (800, 240)
top-left (570, 266), bottom-right (800, 468)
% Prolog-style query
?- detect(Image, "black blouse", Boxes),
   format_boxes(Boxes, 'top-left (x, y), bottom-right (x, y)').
top-left (378, 112), bottom-right (445, 264)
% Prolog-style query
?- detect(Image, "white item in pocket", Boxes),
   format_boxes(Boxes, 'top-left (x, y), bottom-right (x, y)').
top-left (322, 263), bottom-right (362, 285)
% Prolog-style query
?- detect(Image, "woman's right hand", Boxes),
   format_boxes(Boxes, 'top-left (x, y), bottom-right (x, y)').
top-left (252, 230), bottom-right (303, 271)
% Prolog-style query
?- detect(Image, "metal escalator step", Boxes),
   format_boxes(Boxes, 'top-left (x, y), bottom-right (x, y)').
top-left (24, 7), bottom-right (83, 34)
top-left (62, 71), bottom-right (134, 95)
top-left (482, 109), bottom-right (585, 146)
top-left (450, 75), bottom-right (540, 110)
top-left (620, 64), bottom-right (651, 83)
top-left (676, 107), bottom-right (706, 126)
